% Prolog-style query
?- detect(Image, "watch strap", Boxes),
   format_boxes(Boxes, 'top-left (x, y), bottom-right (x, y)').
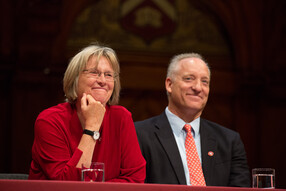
top-left (83, 129), bottom-right (94, 136)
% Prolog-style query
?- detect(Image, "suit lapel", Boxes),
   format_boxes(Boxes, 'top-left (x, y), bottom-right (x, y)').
top-left (155, 112), bottom-right (187, 185)
top-left (200, 119), bottom-right (217, 186)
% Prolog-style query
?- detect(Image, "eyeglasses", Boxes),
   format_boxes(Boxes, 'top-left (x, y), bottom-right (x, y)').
top-left (82, 68), bottom-right (117, 82)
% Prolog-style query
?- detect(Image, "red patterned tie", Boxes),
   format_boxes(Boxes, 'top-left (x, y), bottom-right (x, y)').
top-left (184, 124), bottom-right (206, 186)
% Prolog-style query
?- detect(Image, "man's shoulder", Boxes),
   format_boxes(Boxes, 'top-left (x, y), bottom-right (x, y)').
top-left (134, 112), bottom-right (167, 131)
top-left (201, 118), bottom-right (239, 136)
top-left (135, 114), bottom-right (162, 127)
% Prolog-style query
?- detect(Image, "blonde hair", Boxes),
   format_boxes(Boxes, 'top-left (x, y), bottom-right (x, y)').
top-left (63, 44), bottom-right (120, 105)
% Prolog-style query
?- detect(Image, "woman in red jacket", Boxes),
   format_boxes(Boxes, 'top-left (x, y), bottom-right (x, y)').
top-left (28, 44), bottom-right (146, 182)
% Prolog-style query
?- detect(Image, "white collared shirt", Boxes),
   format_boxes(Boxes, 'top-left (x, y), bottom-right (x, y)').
top-left (165, 107), bottom-right (202, 185)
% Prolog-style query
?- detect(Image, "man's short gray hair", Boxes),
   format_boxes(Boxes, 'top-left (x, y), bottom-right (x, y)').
top-left (166, 53), bottom-right (211, 79)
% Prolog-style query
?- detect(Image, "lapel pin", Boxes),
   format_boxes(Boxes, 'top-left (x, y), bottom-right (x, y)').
top-left (208, 151), bottom-right (214, 156)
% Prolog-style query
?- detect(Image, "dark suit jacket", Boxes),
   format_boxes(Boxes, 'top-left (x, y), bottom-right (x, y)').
top-left (135, 112), bottom-right (251, 187)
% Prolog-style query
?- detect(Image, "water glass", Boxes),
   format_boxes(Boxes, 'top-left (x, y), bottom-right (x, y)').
top-left (252, 168), bottom-right (275, 188)
top-left (81, 162), bottom-right (104, 182)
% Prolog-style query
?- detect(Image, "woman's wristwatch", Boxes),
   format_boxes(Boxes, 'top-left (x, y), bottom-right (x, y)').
top-left (83, 129), bottom-right (100, 141)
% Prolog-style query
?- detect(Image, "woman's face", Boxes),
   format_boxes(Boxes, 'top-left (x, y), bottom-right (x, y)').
top-left (77, 56), bottom-right (115, 106)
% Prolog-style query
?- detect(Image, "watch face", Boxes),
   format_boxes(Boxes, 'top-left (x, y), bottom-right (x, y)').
top-left (93, 131), bottom-right (100, 140)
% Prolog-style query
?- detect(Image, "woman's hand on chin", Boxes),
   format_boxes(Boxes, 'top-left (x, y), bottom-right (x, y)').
top-left (81, 93), bottom-right (106, 131)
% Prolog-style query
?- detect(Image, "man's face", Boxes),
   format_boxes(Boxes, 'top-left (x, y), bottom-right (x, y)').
top-left (166, 57), bottom-right (210, 117)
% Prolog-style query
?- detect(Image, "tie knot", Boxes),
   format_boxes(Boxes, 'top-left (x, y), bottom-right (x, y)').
top-left (184, 124), bottom-right (192, 132)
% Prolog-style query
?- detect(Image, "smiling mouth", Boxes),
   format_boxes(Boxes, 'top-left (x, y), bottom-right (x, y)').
top-left (186, 94), bottom-right (202, 99)
top-left (92, 87), bottom-right (107, 91)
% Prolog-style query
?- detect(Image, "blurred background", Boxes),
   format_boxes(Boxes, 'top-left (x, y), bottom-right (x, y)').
top-left (1, 0), bottom-right (285, 188)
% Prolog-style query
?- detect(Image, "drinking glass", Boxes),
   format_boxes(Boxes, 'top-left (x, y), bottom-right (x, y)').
top-left (252, 168), bottom-right (275, 188)
top-left (81, 162), bottom-right (104, 182)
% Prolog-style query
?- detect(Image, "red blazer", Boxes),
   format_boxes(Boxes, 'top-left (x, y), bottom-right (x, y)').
top-left (29, 102), bottom-right (146, 182)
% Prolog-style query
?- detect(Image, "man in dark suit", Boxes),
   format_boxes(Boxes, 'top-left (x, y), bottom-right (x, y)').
top-left (135, 53), bottom-right (250, 187)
